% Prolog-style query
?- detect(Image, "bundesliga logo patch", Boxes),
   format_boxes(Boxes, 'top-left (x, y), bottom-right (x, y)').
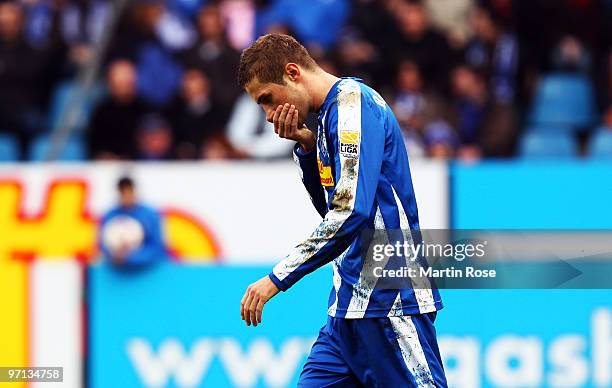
top-left (340, 143), bottom-right (358, 157)
top-left (339, 130), bottom-right (359, 158)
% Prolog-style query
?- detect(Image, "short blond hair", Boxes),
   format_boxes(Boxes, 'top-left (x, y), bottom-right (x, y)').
top-left (237, 34), bottom-right (317, 88)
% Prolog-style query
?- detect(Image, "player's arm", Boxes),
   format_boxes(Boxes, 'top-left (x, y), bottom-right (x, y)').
top-left (269, 85), bottom-right (385, 291)
top-left (293, 143), bottom-right (328, 217)
top-left (241, 103), bottom-right (306, 327)
top-left (240, 94), bottom-right (385, 327)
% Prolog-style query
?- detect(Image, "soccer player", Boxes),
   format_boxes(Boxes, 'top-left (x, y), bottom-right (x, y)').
top-left (237, 34), bottom-right (447, 387)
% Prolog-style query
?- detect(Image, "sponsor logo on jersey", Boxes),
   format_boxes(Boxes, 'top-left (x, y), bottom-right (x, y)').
top-left (317, 158), bottom-right (335, 187)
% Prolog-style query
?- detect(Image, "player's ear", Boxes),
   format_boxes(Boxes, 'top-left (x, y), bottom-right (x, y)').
top-left (285, 63), bottom-right (301, 82)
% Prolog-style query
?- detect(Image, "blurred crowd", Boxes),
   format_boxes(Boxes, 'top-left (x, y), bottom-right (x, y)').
top-left (0, 0), bottom-right (611, 161)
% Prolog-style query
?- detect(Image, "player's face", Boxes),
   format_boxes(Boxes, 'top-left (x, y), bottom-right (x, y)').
top-left (246, 77), bottom-right (309, 127)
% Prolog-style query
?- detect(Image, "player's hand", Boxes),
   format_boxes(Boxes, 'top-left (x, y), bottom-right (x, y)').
top-left (240, 275), bottom-right (280, 327)
top-left (273, 103), bottom-right (315, 152)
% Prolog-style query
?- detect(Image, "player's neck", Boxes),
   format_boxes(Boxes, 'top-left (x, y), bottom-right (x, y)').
top-left (307, 69), bottom-right (340, 113)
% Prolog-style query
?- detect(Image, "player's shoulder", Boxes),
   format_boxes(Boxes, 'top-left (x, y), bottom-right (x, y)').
top-left (332, 78), bottom-right (387, 110)
top-left (342, 79), bottom-right (388, 112)
top-left (336, 78), bottom-right (362, 97)
top-left (323, 78), bottom-right (388, 132)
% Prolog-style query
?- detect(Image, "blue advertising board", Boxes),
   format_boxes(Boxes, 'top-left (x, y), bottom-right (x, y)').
top-left (451, 161), bottom-right (612, 229)
top-left (88, 263), bottom-right (611, 388)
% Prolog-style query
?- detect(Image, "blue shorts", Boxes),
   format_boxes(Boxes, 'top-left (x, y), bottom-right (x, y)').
top-left (298, 313), bottom-right (447, 387)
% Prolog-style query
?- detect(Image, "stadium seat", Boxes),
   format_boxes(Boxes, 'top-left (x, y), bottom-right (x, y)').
top-left (0, 133), bottom-right (19, 162)
top-left (588, 128), bottom-right (612, 159)
top-left (523, 124), bottom-right (572, 133)
top-left (529, 73), bottom-right (597, 130)
top-left (519, 130), bottom-right (578, 159)
top-left (28, 134), bottom-right (86, 161)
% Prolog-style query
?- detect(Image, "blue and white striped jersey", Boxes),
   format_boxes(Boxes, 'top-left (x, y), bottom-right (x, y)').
top-left (268, 77), bottom-right (443, 318)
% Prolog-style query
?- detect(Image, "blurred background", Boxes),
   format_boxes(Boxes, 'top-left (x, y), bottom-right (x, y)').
top-left (0, 0), bottom-right (610, 161)
top-left (0, 0), bottom-right (611, 387)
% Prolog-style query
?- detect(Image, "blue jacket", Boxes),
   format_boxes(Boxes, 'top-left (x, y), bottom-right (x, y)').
top-left (269, 78), bottom-right (443, 318)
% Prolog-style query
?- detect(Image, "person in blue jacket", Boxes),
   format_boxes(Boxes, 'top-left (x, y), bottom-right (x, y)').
top-left (100, 176), bottom-right (166, 266)
top-left (237, 34), bottom-right (446, 387)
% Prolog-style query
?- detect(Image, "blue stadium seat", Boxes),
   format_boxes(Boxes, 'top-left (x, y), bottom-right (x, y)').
top-left (529, 73), bottom-right (597, 129)
top-left (588, 128), bottom-right (612, 159)
top-left (28, 134), bottom-right (86, 161)
top-left (0, 133), bottom-right (19, 162)
top-left (523, 125), bottom-right (571, 133)
top-left (519, 130), bottom-right (578, 159)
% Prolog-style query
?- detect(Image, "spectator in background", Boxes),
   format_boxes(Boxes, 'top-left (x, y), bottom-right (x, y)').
top-left (333, 0), bottom-right (397, 90)
top-left (166, 68), bottom-right (224, 159)
top-left (219, 0), bottom-right (257, 50)
top-left (108, 0), bottom-right (183, 108)
top-left (180, 2), bottom-right (241, 121)
top-left (135, 113), bottom-right (175, 160)
top-left (464, 5), bottom-right (518, 156)
top-left (391, 0), bottom-right (452, 92)
top-left (551, 35), bottom-right (591, 74)
top-left (334, 27), bottom-right (381, 89)
top-left (256, 0), bottom-right (349, 52)
top-left (447, 65), bottom-right (486, 160)
top-left (18, 0), bottom-right (67, 102)
top-left (423, 120), bottom-right (459, 159)
top-left (0, 0), bottom-right (48, 157)
top-left (87, 59), bottom-right (147, 159)
top-left (424, 0), bottom-right (473, 49)
top-left (24, 0), bottom-right (111, 76)
top-left (395, 101), bottom-right (427, 158)
top-left (155, 0), bottom-right (197, 51)
top-left (448, 64), bottom-right (516, 158)
top-left (100, 176), bottom-right (165, 266)
top-left (465, 4), bottom-right (518, 104)
top-left (391, 60), bottom-right (448, 157)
